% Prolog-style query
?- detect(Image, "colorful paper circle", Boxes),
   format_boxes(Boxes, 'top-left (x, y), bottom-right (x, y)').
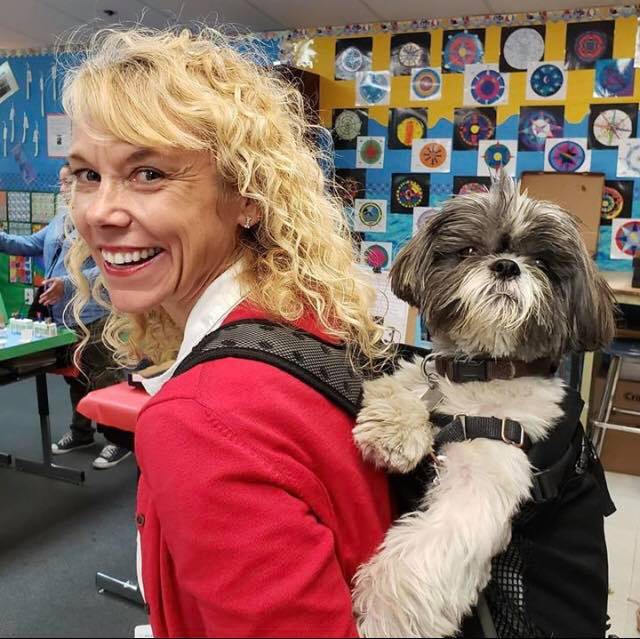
top-left (530, 64), bottom-right (564, 97)
top-left (444, 32), bottom-right (483, 72)
top-left (364, 244), bottom-right (390, 269)
top-left (358, 202), bottom-right (383, 226)
top-left (337, 46), bottom-right (365, 74)
top-left (459, 182), bottom-right (489, 195)
top-left (470, 70), bottom-right (506, 105)
top-left (334, 111), bottom-right (362, 141)
top-left (596, 60), bottom-right (634, 97)
top-left (396, 116), bottom-right (426, 146)
top-left (548, 140), bottom-right (586, 172)
top-left (412, 68), bottom-right (441, 99)
top-left (614, 220), bottom-right (640, 256)
top-left (503, 29), bottom-right (545, 70)
top-left (574, 30), bottom-right (607, 64)
top-left (593, 109), bottom-right (633, 147)
top-left (398, 42), bottom-right (424, 68)
top-left (483, 143), bottom-right (512, 169)
top-left (358, 72), bottom-right (389, 104)
top-left (419, 142), bottom-right (447, 169)
top-left (601, 186), bottom-right (625, 220)
top-left (457, 110), bottom-right (495, 147)
top-left (396, 179), bottom-right (425, 208)
top-left (519, 109), bottom-right (562, 151)
top-left (359, 138), bottom-right (383, 165)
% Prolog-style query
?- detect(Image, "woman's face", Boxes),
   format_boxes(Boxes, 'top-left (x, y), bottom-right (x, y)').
top-left (68, 126), bottom-right (254, 324)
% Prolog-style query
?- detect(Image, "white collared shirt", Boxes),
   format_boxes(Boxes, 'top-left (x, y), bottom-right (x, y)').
top-left (141, 260), bottom-right (247, 396)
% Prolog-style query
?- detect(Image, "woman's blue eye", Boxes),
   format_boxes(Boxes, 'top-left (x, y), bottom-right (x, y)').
top-left (74, 169), bottom-right (100, 182)
top-left (135, 169), bottom-right (163, 182)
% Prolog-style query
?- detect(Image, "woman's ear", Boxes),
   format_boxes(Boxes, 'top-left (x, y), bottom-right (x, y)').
top-left (235, 197), bottom-right (260, 229)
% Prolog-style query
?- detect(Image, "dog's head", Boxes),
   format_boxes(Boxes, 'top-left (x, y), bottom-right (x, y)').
top-left (391, 174), bottom-right (615, 361)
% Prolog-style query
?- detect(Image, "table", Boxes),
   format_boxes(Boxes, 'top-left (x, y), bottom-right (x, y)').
top-left (0, 329), bottom-right (83, 484)
top-left (580, 271), bottom-right (640, 423)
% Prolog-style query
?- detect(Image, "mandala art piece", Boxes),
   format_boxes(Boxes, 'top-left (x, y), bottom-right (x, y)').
top-left (601, 185), bottom-right (625, 221)
top-left (453, 176), bottom-right (492, 195)
top-left (591, 108), bottom-right (634, 148)
top-left (391, 173), bottom-right (430, 213)
top-left (410, 67), bottom-right (442, 101)
top-left (391, 32), bottom-right (430, 76)
top-left (411, 139), bottom-right (452, 173)
top-left (477, 139), bottom-right (518, 177)
top-left (388, 108), bottom-right (428, 149)
top-left (565, 21), bottom-right (613, 70)
top-left (332, 109), bottom-right (368, 149)
top-left (518, 107), bottom-right (564, 151)
top-left (594, 59), bottom-right (634, 98)
top-left (356, 136), bottom-right (385, 169)
top-left (611, 219), bottom-right (640, 259)
top-left (527, 62), bottom-right (565, 99)
top-left (443, 29), bottom-right (484, 73)
top-left (465, 65), bottom-right (508, 106)
top-left (361, 241), bottom-right (393, 270)
top-left (356, 70), bottom-right (391, 106)
top-left (334, 37), bottom-right (372, 80)
top-left (501, 27), bottom-right (545, 71)
top-left (453, 108), bottom-right (496, 150)
top-left (617, 138), bottom-right (640, 177)
top-left (353, 199), bottom-right (387, 233)
top-left (544, 138), bottom-right (589, 172)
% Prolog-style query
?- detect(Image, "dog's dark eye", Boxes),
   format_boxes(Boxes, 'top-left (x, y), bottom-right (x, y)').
top-left (534, 258), bottom-right (547, 269)
top-left (459, 247), bottom-right (477, 257)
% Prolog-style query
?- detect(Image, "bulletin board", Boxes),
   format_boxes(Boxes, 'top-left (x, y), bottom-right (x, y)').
top-left (262, 4), bottom-right (640, 286)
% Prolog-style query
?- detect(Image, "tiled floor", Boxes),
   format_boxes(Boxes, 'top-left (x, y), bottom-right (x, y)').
top-left (606, 471), bottom-right (640, 638)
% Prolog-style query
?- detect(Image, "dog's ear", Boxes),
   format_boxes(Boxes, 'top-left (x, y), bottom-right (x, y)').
top-left (569, 253), bottom-right (616, 352)
top-left (390, 222), bottom-right (434, 308)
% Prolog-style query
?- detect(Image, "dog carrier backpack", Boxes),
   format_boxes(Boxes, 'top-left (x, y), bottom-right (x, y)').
top-left (173, 319), bottom-right (614, 639)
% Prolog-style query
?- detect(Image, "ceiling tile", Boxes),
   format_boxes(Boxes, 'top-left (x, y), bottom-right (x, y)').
top-left (251, 0), bottom-right (381, 29)
top-left (485, 0), bottom-right (610, 13)
top-left (362, 0), bottom-right (493, 22)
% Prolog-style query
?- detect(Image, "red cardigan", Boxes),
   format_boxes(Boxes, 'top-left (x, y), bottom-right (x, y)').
top-left (135, 304), bottom-right (392, 637)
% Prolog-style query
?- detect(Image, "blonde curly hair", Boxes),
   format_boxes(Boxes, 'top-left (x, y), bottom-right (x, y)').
top-left (64, 26), bottom-right (387, 368)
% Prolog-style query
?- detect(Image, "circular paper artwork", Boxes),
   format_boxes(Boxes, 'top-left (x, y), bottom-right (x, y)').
top-left (411, 68), bottom-right (441, 99)
top-left (596, 60), bottom-right (634, 97)
top-left (336, 46), bottom-right (365, 76)
top-left (419, 142), bottom-right (448, 169)
top-left (573, 30), bottom-right (607, 64)
top-left (547, 140), bottom-right (586, 172)
top-left (601, 186), bottom-right (625, 220)
top-left (364, 244), bottom-right (391, 269)
top-left (358, 72), bottom-right (390, 105)
top-left (614, 220), bottom-right (640, 256)
top-left (358, 202), bottom-right (383, 227)
top-left (358, 138), bottom-right (383, 166)
top-left (457, 110), bottom-right (495, 148)
top-left (520, 110), bottom-right (562, 151)
top-left (503, 28), bottom-right (545, 69)
top-left (459, 182), bottom-right (489, 195)
top-left (398, 42), bottom-right (424, 69)
top-left (396, 116), bottom-right (426, 146)
top-left (622, 143), bottom-right (640, 175)
top-left (529, 64), bottom-right (564, 97)
top-left (483, 142), bottom-right (512, 170)
top-left (334, 111), bottom-right (362, 142)
top-left (395, 178), bottom-right (425, 209)
top-left (592, 109), bottom-right (633, 147)
top-left (444, 32), bottom-right (483, 72)
top-left (470, 69), bottom-right (506, 105)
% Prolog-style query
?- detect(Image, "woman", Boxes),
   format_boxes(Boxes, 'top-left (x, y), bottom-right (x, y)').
top-left (64, 27), bottom-right (391, 637)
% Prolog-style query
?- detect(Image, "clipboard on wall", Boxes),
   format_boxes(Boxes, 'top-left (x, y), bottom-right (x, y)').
top-left (520, 171), bottom-right (605, 256)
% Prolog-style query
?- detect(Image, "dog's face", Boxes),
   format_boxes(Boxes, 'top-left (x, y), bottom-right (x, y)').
top-left (391, 174), bottom-right (615, 361)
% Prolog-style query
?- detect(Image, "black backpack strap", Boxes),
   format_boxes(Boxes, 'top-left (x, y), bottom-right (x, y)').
top-left (172, 319), bottom-right (363, 418)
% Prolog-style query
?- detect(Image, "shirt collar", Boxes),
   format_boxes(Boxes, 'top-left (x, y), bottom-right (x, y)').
top-left (141, 260), bottom-right (246, 396)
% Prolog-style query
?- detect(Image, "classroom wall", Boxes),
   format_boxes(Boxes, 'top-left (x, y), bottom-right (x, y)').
top-left (266, 6), bottom-right (640, 274)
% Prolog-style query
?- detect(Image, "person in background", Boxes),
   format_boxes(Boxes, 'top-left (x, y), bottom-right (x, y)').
top-left (0, 163), bottom-right (132, 469)
top-left (65, 27), bottom-right (392, 637)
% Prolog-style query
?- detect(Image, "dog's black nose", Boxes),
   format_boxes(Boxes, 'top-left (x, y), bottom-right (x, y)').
top-left (490, 259), bottom-right (520, 279)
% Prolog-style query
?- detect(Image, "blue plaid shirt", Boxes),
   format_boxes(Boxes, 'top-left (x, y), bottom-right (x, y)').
top-left (0, 213), bottom-right (106, 326)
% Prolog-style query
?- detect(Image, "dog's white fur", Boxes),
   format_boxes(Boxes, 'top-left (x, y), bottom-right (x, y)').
top-left (352, 359), bottom-right (566, 637)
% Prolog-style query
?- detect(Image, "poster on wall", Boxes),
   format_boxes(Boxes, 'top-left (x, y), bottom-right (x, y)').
top-left (411, 139), bottom-right (452, 173)
top-left (355, 70), bottom-right (391, 107)
top-left (332, 109), bottom-right (368, 150)
top-left (526, 61), bottom-right (567, 100)
top-left (361, 241), bottom-right (393, 270)
top-left (464, 64), bottom-right (509, 107)
top-left (9, 255), bottom-right (32, 284)
top-left (499, 26), bottom-right (546, 73)
top-left (477, 140), bottom-right (518, 177)
top-left (355, 136), bottom-right (385, 169)
top-left (544, 138), bottom-right (591, 172)
top-left (409, 67), bottom-right (442, 101)
top-left (390, 32), bottom-right (430, 76)
top-left (610, 218), bottom-right (640, 259)
top-left (588, 103), bottom-right (637, 149)
top-left (334, 37), bottom-right (372, 80)
top-left (8, 191), bottom-right (30, 222)
top-left (0, 62), bottom-right (19, 105)
top-left (594, 59), bottom-right (635, 98)
top-left (46, 114), bottom-right (71, 157)
top-left (453, 176), bottom-right (491, 195)
top-left (390, 173), bottom-right (430, 213)
top-left (518, 106), bottom-right (564, 152)
top-left (600, 180), bottom-right (633, 225)
top-left (565, 21), bottom-right (614, 70)
top-left (388, 108), bottom-right (427, 149)
top-left (412, 206), bottom-right (439, 236)
top-left (617, 138), bottom-right (640, 177)
top-left (452, 108), bottom-right (496, 150)
top-left (442, 29), bottom-right (485, 73)
top-left (353, 198), bottom-right (387, 232)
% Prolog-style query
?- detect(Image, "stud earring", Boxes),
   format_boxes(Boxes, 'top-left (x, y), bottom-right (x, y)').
top-left (243, 216), bottom-right (253, 229)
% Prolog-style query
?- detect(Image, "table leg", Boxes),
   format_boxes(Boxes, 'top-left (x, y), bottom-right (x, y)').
top-left (14, 372), bottom-right (85, 484)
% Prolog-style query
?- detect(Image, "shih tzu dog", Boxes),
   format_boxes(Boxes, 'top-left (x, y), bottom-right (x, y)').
top-left (352, 174), bottom-right (615, 637)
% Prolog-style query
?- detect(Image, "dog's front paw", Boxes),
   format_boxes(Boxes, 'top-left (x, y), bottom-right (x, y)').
top-left (354, 376), bottom-right (433, 473)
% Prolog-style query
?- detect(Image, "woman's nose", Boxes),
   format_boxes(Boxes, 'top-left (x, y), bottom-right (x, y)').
top-left (83, 181), bottom-right (131, 228)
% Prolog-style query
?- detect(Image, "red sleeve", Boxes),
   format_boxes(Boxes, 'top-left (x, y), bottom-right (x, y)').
top-left (137, 397), bottom-right (359, 638)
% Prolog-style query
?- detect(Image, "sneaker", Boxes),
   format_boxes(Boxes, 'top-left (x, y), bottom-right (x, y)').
top-left (92, 444), bottom-right (132, 470)
top-left (52, 431), bottom-right (95, 455)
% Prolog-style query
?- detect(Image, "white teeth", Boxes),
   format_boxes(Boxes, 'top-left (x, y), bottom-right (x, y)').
top-left (133, 251), bottom-right (141, 262)
top-left (114, 253), bottom-right (125, 265)
top-left (140, 249), bottom-right (149, 259)
top-left (101, 248), bottom-right (162, 266)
